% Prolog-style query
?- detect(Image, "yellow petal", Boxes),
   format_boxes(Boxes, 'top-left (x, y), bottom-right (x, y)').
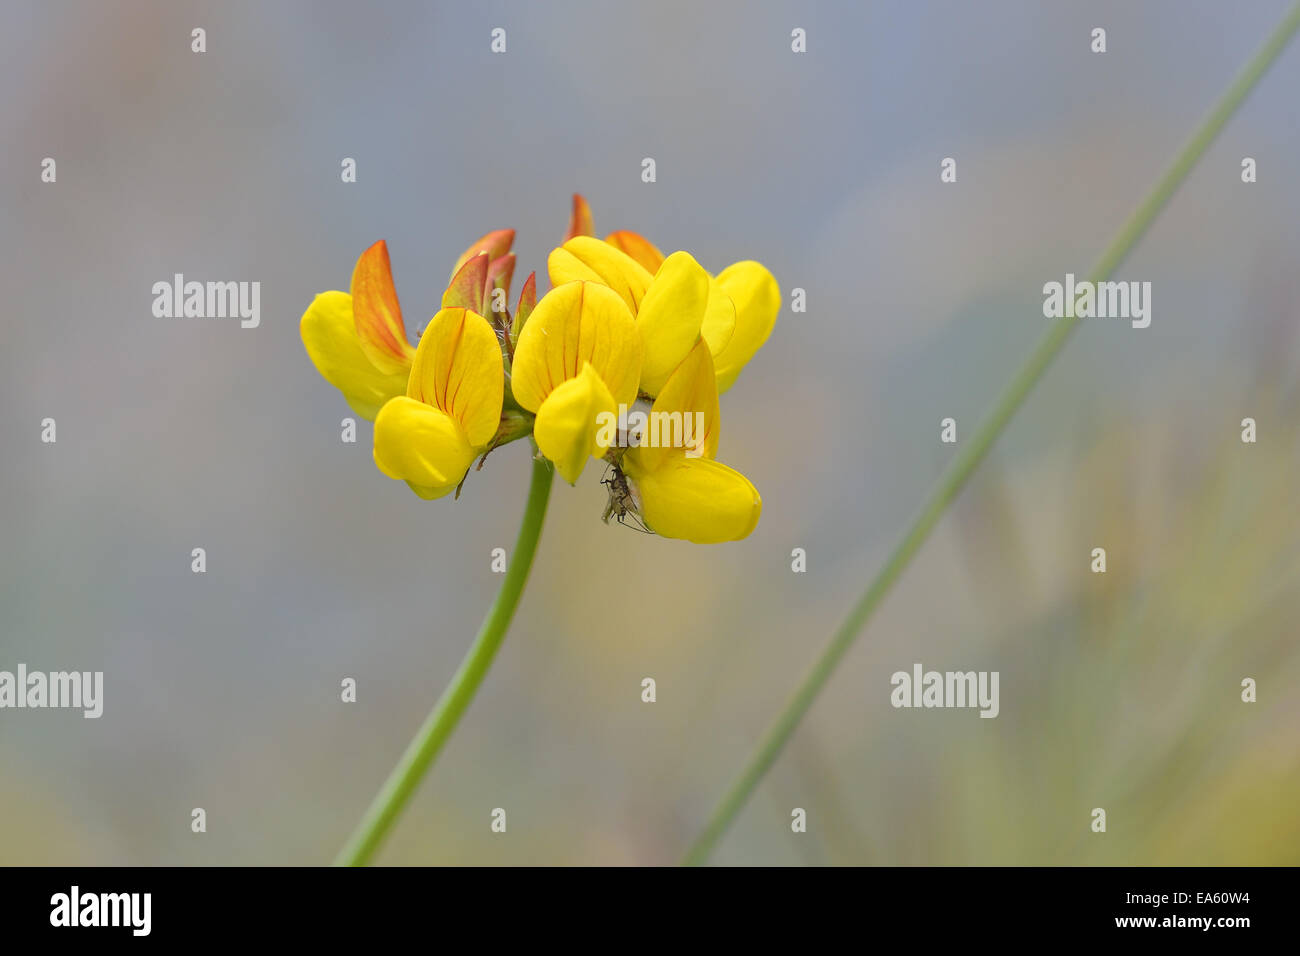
top-left (700, 278), bottom-right (737, 359)
top-left (350, 240), bottom-right (415, 375)
top-left (301, 290), bottom-right (410, 420)
top-left (406, 308), bottom-right (505, 449)
top-left (711, 261), bottom-right (780, 392)
top-left (405, 479), bottom-right (458, 500)
top-left (511, 281), bottom-right (642, 413)
top-left (373, 396), bottom-right (476, 497)
top-left (547, 236), bottom-right (653, 314)
top-left (626, 457), bottom-right (762, 544)
top-left (604, 230), bottom-right (665, 274)
top-left (533, 364), bottom-right (617, 485)
top-left (627, 337), bottom-right (720, 474)
top-left (635, 251), bottom-right (710, 396)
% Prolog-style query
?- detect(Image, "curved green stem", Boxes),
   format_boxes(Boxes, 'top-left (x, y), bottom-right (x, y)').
top-left (334, 454), bottom-right (554, 866)
top-left (683, 2), bottom-right (1300, 867)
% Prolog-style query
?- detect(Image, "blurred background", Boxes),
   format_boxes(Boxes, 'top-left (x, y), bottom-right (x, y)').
top-left (1, 0), bottom-right (1297, 865)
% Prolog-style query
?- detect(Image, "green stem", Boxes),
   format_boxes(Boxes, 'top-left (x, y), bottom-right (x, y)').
top-left (334, 454), bottom-right (554, 866)
top-left (683, 3), bottom-right (1300, 867)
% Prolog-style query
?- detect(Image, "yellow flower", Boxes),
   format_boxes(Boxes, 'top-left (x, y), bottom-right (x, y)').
top-left (300, 232), bottom-right (518, 420)
top-left (300, 240), bottom-right (415, 420)
top-left (372, 307), bottom-right (504, 499)
top-left (551, 201), bottom-right (780, 393)
top-left (300, 204), bottom-right (769, 543)
top-left (622, 338), bottom-right (762, 543)
top-left (547, 237), bottom-right (729, 397)
top-left (510, 281), bottom-right (643, 484)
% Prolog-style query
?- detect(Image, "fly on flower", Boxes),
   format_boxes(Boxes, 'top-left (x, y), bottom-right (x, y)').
top-left (599, 462), bottom-right (652, 534)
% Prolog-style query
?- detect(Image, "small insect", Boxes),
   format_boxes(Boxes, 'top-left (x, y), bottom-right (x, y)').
top-left (601, 463), bottom-right (653, 534)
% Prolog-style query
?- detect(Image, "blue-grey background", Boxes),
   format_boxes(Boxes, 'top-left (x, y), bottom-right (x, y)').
top-left (2, 0), bottom-right (1297, 864)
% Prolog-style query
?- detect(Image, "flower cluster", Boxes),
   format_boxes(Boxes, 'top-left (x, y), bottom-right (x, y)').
top-left (300, 196), bottom-right (779, 543)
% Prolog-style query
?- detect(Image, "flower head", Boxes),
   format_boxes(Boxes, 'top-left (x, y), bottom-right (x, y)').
top-left (298, 195), bottom-right (775, 543)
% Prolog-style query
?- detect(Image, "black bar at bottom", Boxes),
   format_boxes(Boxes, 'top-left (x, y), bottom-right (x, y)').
top-left (0, 866), bottom-right (1284, 941)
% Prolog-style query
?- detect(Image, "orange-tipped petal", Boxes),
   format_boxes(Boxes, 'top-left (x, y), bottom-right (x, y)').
top-left (488, 251), bottom-right (516, 311)
top-left (300, 290), bottom-right (409, 420)
top-left (564, 193), bottom-right (595, 240)
top-left (350, 240), bottom-right (414, 375)
top-left (511, 271), bottom-right (537, 344)
top-left (605, 230), bottom-right (665, 274)
top-left (451, 228), bottom-right (515, 280)
top-left (442, 252), bottom-right (489, 314)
